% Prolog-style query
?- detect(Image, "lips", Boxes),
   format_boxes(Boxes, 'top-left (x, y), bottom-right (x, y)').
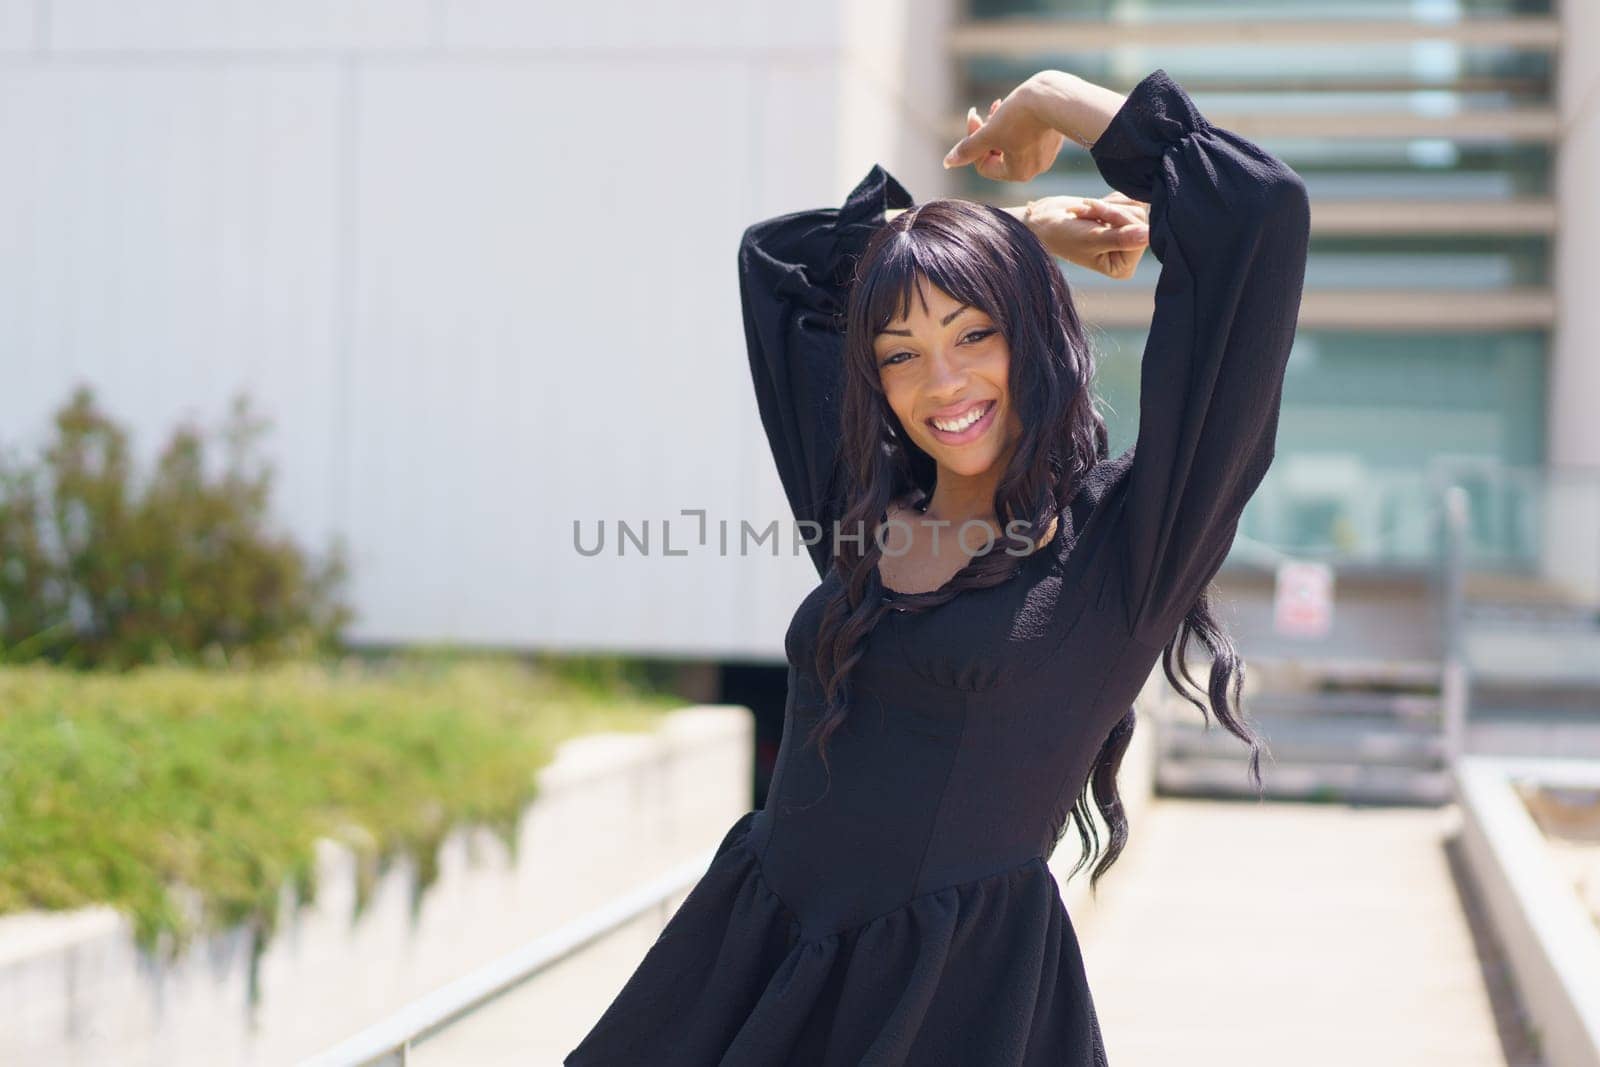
top-left (925, 398), bottom-right (998, 444)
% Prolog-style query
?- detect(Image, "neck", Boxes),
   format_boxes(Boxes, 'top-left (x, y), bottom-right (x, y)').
top-left (921, 466), bottom-right (1003, 529)
top-left (916, 440), bottom-right (1059, 550)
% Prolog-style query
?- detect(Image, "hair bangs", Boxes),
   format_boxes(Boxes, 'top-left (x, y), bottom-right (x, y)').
top-left (859, 221), bottom-right (1012, 344)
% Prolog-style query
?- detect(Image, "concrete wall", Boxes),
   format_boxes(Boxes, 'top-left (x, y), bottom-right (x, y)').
top-left (0, 704), bottom-right (753, 1066)
top-left (0, 0), bottom-right (957, 659)
top-left (1455, 757), bottom-right (1600, 1067)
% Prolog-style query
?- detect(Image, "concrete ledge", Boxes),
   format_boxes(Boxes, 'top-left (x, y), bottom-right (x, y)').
top-left (0, 703), bottom-right (753, 1066)
top-left (1455, 755), bottom-right (1600, 1067)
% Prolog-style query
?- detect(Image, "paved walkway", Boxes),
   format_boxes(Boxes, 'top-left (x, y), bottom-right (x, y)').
top-left (418, 798), bottom-right (1541, 1066)
top-left (1070, 798), bottom-right (1540, 1067)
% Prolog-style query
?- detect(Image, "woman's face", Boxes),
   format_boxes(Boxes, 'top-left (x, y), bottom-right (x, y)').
top-left (873, 277), bottom-right (1022, 480)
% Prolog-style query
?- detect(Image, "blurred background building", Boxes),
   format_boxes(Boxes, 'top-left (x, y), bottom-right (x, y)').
top-left (2, 0), bottom-right (1597, 804)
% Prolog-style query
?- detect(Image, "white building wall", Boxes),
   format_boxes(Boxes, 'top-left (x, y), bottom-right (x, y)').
top-left (0, 0), bottom-right (957, 659)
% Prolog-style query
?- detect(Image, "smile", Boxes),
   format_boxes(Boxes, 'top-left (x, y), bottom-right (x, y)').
top-left (926, 399), bottom-right (998, 444)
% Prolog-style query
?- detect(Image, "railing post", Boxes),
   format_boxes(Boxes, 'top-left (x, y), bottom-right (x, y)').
top-left (1440, 485), bottom-right (1470, 771)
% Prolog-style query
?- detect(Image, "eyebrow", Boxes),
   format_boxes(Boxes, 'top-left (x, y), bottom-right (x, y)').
top-left (877, 303), bottom-right (972, 337)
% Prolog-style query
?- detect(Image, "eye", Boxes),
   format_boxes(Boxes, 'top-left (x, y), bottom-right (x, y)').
top-left (879, 328), bottom-right (996, 368)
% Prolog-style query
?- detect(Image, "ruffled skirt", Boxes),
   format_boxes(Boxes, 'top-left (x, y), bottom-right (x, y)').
top-left (564, 811), bottom-right (1109, 1066)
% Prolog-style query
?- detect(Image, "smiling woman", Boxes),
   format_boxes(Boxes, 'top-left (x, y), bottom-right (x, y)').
top-left (567, 66), bottom-right (1311, 1066)
top-left (838, 192), bottom-right (1105, 602)
top-left (870, 281), bottom-right (1027, 591)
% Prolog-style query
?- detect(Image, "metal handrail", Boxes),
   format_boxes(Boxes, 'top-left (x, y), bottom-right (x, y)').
top-left (298, 848), bottom-right (716, 1067)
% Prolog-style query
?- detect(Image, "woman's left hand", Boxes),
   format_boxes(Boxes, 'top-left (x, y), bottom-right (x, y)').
top-left (1005, 194), bottom-right (1150, 280)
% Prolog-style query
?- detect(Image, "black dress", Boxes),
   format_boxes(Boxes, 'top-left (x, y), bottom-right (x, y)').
top-left (566, 68), bottom-right (1310, 1066)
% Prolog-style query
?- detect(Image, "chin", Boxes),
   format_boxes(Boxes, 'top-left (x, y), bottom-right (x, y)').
top-left (938, 449), bottom-right (1004, 478)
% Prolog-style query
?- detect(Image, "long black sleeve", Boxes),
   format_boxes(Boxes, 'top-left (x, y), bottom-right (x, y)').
top-left (1085, 68), bottom-right (1311, 650)
top-left (736, 166), bottom-right (915, 579)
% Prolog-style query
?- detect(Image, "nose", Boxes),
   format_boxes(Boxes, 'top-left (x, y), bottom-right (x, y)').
top-left (924, 345), bottom-right (970, 405)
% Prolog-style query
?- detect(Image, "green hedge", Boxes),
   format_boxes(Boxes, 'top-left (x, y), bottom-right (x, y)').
top-left (0, 653), bottom-right (677, 958)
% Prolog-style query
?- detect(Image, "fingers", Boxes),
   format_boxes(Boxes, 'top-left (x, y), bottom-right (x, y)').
top-left (946, 97), bottom-right (1011, 169)
top-left (944, 127), bottom-right (988, 169)
top-left (1077, 203), bottom-right (1150, 249)
top-left (1075, 197), bottom-right (1144, 229)
top-left (1050, 217), bottom-right (1147, 256)
top-left (946, 97), bottom-right (1017, 172)
top-left (947, 96), bottom-right (1049, 177)
top-left (976, 152), bottom-right (1021, 182)
top-left (1097, 252), bottom-right (1137, 280)
top-left (968, 100), bottom-right (1003, 134)
top-left (1100, 224), bottom-right (1150, 251)
top-left (948, 100), bottom-right (990, 168)
top-left (948, 130), bottom-right (1009, 172)
top-left (1080, 211), bottom-right (1149, 250)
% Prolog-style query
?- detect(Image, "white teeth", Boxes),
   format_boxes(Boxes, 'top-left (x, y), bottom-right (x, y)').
top-left (932, 402), bottom-right (989, 434)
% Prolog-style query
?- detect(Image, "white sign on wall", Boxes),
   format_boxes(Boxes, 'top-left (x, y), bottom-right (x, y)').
top-left (1273, 559), bottom-right (1334, 638)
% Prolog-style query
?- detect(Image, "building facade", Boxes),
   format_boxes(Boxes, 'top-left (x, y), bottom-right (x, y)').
top-left (1, 0), bottom-right (1594, 662)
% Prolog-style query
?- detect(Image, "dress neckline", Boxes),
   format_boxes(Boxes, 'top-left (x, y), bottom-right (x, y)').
top-left (876, 507), bottom-right (1065, 607)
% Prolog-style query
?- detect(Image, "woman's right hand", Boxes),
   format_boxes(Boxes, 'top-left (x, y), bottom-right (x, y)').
top-left (1005, 194), bottom-right (1150, 280)
top-left (943, 73), bottom-right (1067, 181)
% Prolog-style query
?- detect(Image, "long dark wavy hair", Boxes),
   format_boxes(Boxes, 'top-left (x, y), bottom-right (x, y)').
top-left (804, 197), bottom-right (1266, 892)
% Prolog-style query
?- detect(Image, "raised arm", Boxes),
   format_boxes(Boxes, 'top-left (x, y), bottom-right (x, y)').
top-left (736, 166), bottom-right (915, 579)
top-left (1082, 68), bottom-right (1311, 648)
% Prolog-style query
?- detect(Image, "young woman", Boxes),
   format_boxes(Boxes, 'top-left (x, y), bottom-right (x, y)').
top-left (567, 67), bottom-right (1310, 1066)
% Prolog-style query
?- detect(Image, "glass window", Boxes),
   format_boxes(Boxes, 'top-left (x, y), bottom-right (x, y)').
top-left (967, 0), bottom-right (1553, 21)
top-left (1088, 328), bottom-right (1548, 563)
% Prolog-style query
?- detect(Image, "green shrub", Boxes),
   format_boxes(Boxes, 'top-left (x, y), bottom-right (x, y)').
top-left (0, 654), bottom-right (677, 963)
top-left (0, 385), bottom-right (351, 669)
